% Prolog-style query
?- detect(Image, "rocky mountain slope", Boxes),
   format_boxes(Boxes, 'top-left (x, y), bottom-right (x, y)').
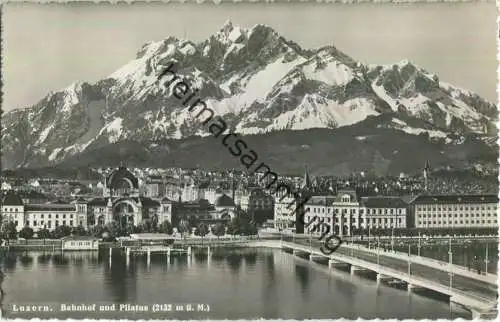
top-left (2, 21), bottom-right (497, 173)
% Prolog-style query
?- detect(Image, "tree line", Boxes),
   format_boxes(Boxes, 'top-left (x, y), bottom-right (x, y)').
top-left (0, 209), bottom-right (258, 242)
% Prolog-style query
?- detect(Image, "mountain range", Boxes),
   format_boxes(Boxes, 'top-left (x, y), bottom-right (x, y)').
top-left (2, 21), bottom-right (497, 176)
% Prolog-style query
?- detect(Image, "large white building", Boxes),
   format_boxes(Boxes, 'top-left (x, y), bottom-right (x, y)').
top-left (411, 195), bottom-right (498, 229)
top-left (1, 166), bottom-right (173, 232)
top-left (300, 190), bottom-right (408, 237)
top-left (1, 191), bottom-right (87, 232)
top-left (274, 195), bottom-right (297, 231)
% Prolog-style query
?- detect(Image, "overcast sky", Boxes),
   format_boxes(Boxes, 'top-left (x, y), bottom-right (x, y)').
top-left (2, 2), bottom-right (497, 112)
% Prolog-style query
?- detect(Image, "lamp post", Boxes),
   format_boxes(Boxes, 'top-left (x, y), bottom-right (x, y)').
top-left (309, 229), bottom-right (312, 252)
top-left (417, 232), bottom-right (421, 257)
top-left (407, 243), bottom-right (411, 278)
top-left (391, 225), bottom-right (394, 253)
top-left (377, 236), bottom-right (380, 272)
top-left (484, 244), bottom-right (489, 274)
top-left (368, 226), bottom-right (371, 250)
top-left (448, 236), bottom-right (453, 291)
top-left (351, 233), bottom-right (354, 257)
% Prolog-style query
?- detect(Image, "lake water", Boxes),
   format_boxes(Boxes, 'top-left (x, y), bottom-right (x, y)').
top-left (0, 248), bottom-right (471, 319)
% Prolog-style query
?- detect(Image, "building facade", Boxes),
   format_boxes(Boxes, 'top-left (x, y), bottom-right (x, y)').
top-left (1, 166), bottom-right (173, 233)
top-left (1, 191), bottom-right (87, 232)
top-left (411, 195), bottom-right (498, 229)
top-left (302, 190), bottom-right (408, 237)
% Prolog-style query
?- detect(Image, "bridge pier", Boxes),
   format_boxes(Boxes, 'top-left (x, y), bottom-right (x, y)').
top-left (350, 265), bottom-right (370, 275)
top-left (328, 259), bottom-right (349, 269)
top-left (207, 246), bottom-right (212, 268)
top-left (407, 283), bottom-right (426, 293)
top-left (470, 308), bottom-right (498, 320)
top-left (108, 247), bottom-right (112, 268)
top-left (309, 254), bottom-right (326, 261)
top-left (125, 247), bottom-right (130, 267)
top-left (187, 246), bottom-right (192, 256)
top-left (376, 273), bottom-right (392, 285)
top-left (147, 247), bottom-right (151, 267)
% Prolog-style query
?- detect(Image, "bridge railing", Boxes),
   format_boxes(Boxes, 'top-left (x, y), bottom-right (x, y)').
top-left (280, 240), bottom-right (497, 309)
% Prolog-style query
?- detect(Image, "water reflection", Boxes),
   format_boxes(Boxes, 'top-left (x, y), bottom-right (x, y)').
top-left (52, 254), bottom-right (69, 266)
top-left (226, 253), bottom-right (242, 274)
top-left (243, 252), bottom-right (257, 268)
top-left (0, 262), bottom-right (4, 316)
top-left (37, 253), bottom-right (52, 264)
top-left (103, 251), bottom-right (136, 303)
top-left (19, 254), bottom-right (33, 268)
top-left (262, 253), bottom-right (277, 317)
top-left (294, 264), bottom-right (310, 297)
top-left (0, 248), bottom-right (474, 320)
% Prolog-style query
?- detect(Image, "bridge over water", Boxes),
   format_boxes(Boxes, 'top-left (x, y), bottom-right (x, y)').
top-left (116, 236), bottom-right (497, 318)
top-left (250, 239), bottom-right (497, 319)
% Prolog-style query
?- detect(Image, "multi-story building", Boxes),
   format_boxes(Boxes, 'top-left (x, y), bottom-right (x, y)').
top-left (87, 166), bottom-right (172, 227)
top-left (1, 191), bottom-right (26, 231)
top-left (360, 196), bottom-right (408, 229)
top-left (0, 191), bottom-right (87, 232)
top-left (301, 190), bottom-right (408, 237)
top-left (411, 195), bottom-right (498, 229)
top-left (247, 187), bottom-right (274, 224)
top-left (1, 166), bottom-right (173, 232)
top-left (274, 195), bottom-right (299, 231)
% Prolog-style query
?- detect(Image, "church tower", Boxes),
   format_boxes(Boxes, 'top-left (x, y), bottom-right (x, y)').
top-left (423, 160), bottom-right (430, 192)
top-left (295, 165), bottom-right (313, 234)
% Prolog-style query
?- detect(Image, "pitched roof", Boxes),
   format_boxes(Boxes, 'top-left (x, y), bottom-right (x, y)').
top-left (1, 191), bottom-right (24, 206)
top-left (139, 196), bottom-right (160, 207)
top-left (411, 195), bottom-right (499, 205)
top-left (301, 166), bottom-right (311, 190)
top-left (25, 204), bottom-right (76, 212)
top-left (360, 197), bottom-right (407, 208)
top-left (88, 198), bottom-right (109, 206)
top-left (215, 194), bottom-right (234, 207)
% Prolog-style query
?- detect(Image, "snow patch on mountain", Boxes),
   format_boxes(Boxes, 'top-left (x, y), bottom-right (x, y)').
top-left (48, 147), bottom-right (63, 162)
top-left (240, 56), bottom-right (306, 105)
top-left (260, 95), bottom-right (379, 132)
top-left (389, 117), bottom-right (450, 141)
top-left (101, 118), bottom-right (124, 143)
top-left (36, 124), bottom-right (55, 145)
top-left (371, 83), bottom-right (398, 112)
top-left (60, 82), bottom-right (81, 113)
top-left (302, 60), bottom-right (354, 86)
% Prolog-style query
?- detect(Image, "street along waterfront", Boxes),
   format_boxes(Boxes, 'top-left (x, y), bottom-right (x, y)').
top-left (0, 248), bottom-right (473, 320)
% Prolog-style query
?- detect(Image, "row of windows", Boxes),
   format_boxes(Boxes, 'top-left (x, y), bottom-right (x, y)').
top-left (304, 216), bottom-right (403, 225)
top-left (2, 207), bottom-right (20, 212)
top-left (307, 207), bottom-right (404, 215)
top-left (418, 219), bottom-right (497, 225)
top-left (28, 213), bottom-right (74, 220)
top-left (26, 220), bottom-right (75, 227)
top-left (309, 208), bottom-right (358, 215)
top-left (419, 213), bottom-right (495, 218)
top-left (67, 241), bottom-right (93, 246)
top-left (417, 205), bottom-right (496, 211)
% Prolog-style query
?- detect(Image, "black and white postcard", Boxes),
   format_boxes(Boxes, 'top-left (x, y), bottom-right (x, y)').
top-left (0, 1), bottom-right (498, 320)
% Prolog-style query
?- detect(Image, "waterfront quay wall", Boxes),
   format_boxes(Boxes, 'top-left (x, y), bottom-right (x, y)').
top-left (1, 239), bottom-right (62, 251)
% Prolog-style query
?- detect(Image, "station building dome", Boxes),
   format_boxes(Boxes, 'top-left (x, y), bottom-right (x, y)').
top-left (106, 166), bottom-right (139, 190)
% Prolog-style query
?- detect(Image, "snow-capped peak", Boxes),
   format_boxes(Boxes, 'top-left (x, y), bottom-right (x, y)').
top-left (2, 22), bottom-right (497, 170)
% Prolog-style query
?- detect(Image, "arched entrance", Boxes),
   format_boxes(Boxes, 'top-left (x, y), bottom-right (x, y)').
top-left (113, 201), bottom-right (137, 227)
